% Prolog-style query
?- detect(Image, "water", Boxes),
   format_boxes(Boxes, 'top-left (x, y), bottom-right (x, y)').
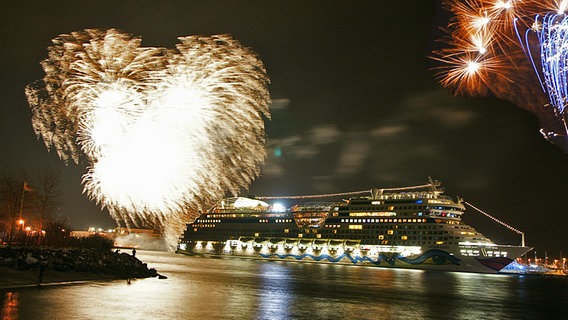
top-left (2, 250), bottom-right (567, 319)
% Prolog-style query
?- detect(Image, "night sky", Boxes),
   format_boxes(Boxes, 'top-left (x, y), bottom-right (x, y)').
top-left (1, 1), bottom-right (567, 256)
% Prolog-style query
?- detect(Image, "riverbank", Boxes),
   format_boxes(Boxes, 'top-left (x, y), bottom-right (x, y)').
top-left (0, 246), bottom-right (162, 290)
top-left (0, 266), bottom-right (121, 289)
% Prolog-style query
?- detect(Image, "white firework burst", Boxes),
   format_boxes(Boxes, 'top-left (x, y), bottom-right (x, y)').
top-left (25, 29), bottom-right (271, 249)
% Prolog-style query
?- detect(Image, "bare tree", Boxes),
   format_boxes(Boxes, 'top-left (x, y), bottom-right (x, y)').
top-left (0, 174), bottom-right (28, 244)
top-left (32, 168), bottom-right (62, 245)
top-left (0, 169), bottom-right (62, 245)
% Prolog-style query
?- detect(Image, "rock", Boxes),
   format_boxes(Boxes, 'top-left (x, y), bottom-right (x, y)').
top-left (26, 253), bottom-right (39, 264)
top-left (0, 246), bottom-right (161, 280)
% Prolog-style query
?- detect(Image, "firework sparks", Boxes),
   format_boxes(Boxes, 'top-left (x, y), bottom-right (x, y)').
top-left (433, 0), bottom-right (568, 151)
top-left (520, 13), bottom-right (568, 115)
top-left (25, 29), bottom-right (271, 249)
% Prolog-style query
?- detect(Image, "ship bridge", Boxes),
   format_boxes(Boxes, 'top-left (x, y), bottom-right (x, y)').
top-left (291, 203), bottom-right (333, 229)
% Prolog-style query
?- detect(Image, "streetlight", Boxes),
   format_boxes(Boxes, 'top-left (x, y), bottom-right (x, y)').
top-left (17, 219), bottom-right (25, 244)
top-left (24, 226), bottom-right (31, 244)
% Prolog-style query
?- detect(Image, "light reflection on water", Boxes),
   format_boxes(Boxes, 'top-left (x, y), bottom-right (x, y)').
top-left (2, 250), bottom-right (567, 319)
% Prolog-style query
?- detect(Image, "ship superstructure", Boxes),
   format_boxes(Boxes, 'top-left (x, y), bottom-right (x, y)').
top-left (177, 178), bottom-right (531, 273)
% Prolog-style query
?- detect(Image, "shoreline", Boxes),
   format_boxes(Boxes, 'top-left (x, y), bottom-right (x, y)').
top-left (0, 266), bottom-right (123, 291)
top-left (0, 246), bottom-right (163, 291)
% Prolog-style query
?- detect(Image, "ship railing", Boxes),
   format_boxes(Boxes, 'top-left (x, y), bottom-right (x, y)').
top-left (371, 192), bottom-right (453, 201)
top-left (291, 206), bottom-right (333, 212)
top-left (260, 212), bottom-right (291, 218)
top-left (210, 209), bottom-right (264, 215)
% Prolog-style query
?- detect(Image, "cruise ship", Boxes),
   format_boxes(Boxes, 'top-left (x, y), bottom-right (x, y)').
top-left (177, 179), bottom-right (532, 273)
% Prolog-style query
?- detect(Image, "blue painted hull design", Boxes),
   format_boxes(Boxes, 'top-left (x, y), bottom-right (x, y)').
top-left (259, 249), bottom-right (460, 266)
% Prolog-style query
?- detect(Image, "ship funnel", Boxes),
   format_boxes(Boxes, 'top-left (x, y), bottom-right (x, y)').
top-left (371, 188), bottom-right (382, 199)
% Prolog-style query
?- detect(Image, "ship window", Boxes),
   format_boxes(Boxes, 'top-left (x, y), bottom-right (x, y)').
top-left (193, 228), bottom-right (198, 232)
top-left (378, 235), bottom-right (384, 240)
top-left (401, 236), bottom-right (408, 240)
top-left (254, 233), bottom-right (259, 237)
top-left (284, 229), bottom-right (289, 233)
top-left (387, 230), bottom-right (394, 235)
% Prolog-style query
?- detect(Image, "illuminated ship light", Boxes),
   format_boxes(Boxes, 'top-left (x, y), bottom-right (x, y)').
top-left (177, 179), bottom-right (532, 273)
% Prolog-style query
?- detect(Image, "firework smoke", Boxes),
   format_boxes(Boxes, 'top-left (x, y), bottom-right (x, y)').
top-left (433, 0), bottom-right (568, 152)
top-left (26, 29), bottom-right (271, 249)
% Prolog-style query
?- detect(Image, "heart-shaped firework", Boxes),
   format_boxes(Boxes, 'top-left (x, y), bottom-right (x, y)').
top-left (25, 29), bottom-right (271, 249)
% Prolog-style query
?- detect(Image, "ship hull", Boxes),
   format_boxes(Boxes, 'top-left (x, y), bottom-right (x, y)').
top-left (177, 238), bottom-right (531, 274)
top-left (176, 180), bottom-right (533, 274)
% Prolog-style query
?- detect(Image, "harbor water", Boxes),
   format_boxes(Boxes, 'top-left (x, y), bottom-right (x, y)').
top-left (2, 250), bottom-right (567, 319)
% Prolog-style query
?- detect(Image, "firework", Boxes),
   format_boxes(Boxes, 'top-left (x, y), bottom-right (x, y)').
top-left (519, 12), bottom-right (568, 116)
top-left (26, 29), bottom-right (271, 249)
top-left (433, 0), bottom-right (568, 152)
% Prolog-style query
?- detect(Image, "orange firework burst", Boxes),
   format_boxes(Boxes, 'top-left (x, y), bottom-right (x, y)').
top-left (432, 0), bottom-right (568, 152)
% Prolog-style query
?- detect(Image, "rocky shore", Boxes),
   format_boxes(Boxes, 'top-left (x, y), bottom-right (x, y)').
top-left (0, 246), bottom-right (162, 289)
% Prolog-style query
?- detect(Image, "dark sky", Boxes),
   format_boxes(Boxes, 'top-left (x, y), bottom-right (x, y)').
top-left (1, 1), bottom-right (567, 256)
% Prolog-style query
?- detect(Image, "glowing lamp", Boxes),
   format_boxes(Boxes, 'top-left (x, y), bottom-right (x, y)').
top-left (271, 203), bottom-right (286, 212)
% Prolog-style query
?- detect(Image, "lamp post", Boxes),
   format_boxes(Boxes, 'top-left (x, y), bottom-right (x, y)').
top-left (17, 219), bottom-right (25, 244)
top-left (24, 226), bottom-right (31, 245)
top-left (19, 184), bottom-right (26, 221)
top-left (17, 181), bottom-right (32, 245)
